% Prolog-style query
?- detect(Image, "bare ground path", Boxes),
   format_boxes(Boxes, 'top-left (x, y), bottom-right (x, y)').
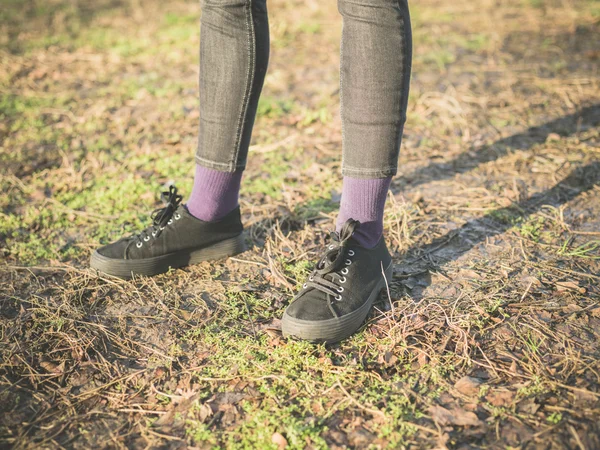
top-left (1, 0), bottom-right (599, 448)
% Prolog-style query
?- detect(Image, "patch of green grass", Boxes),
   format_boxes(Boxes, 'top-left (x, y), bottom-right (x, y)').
top-left (257, 96), bottom-right (295, 119)
top-left (283, 259), bottom-right (312, 288)
top-left (518, 216), bottom-right (545, 242)
top-left (15, 5), bottom-right (199, 57)
top-left (245, 151), bottom-right (296, 199)
top-left (224, 403), bottom-right (329, 449)
top-left (489, 207), bottom-right (522, 226)
top-left (296, 21), bottom-right (322, 35)
top-left (298, 107), bottom-right (332, 126)
top-left (411, 6), bottom-right (455, 25)
top-left (558, 239), bottom-right (600, 259)
top-left (516, 377), bottom-right (548, 399)
top-left (465, 33), bottom-right (490, 51)
top-left (417, 48), bottom-right (456, 71)
top-left (164, 12), bottom-right (198, 27)
top-left (528, 0), bottom-right (545, 9)
top-left (547, 411), bottom-right (563, 424)
top-left (186, 421), bottom-right (218, 447)
top-left (294, 198), bottom-right (338, 220)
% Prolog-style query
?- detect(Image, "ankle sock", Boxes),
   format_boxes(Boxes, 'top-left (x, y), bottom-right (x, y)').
top-left (336, 176), bottom-right (392, 248)
top-left (186, 165), bottom-right (243, 222)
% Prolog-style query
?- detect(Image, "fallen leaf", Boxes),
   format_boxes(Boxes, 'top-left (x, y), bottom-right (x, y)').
top-left (555, 281), bottom-right (585, 294)
top-left (198, 403), bottom-right (213, 421)
top-left (271, 432), bottom-right (288, 449)
top-left (454, 376), bottom-right (483, 396)
top-left (39, 361), bottom-right (65, 375)
top-left (457, 269), bottom-right (482, 280)
top-left (428, 405), bottom-right (483, 427)
top-left (563, 304), bottom-right (583, 313)
top-left (486, 390), bottom-right (514, 407)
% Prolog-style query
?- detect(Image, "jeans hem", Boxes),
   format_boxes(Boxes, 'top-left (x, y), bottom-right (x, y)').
top-left (195, 155), bottom-right (246, 173)
top-left (341, 165), bottom-right (397, 179)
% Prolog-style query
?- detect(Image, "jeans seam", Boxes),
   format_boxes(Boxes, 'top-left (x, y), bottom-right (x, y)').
top-left (339, 4), bottom-right (346, 174)
top-left (395, 0), bottom-right (409, 153)
top-left (195, 155), bottom-right (234, 171)
top-left (343, 164), bottom-right (397, 174)
top-left (232, 0), bottom-right (256, 169)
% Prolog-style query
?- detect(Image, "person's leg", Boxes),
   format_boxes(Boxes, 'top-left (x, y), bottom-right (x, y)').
top-left (187, 0), bottom-right (270, 221)
top-left (336, 0), bottom-right (412, 247)
top-left (90, 0), bottom-right (270, 278)
top-left (282, 0), bottom-right (412, 343)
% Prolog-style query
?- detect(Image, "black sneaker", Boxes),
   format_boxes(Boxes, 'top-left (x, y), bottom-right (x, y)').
top-left (281, 219), bottom-right (393, 344)
top-left (90, 185), bottom-right (246, 278)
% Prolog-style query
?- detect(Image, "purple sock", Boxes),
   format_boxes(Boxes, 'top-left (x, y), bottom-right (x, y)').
top-left (336, 176), bottom-right (392, 248)
top-left (186, 165), bottom-right (243, 222)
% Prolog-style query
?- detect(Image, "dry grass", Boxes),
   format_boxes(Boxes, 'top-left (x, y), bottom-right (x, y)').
top-left (1, 0), bottom-right (599, 448)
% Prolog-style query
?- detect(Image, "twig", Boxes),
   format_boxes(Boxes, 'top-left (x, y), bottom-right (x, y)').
top-left (335, 380), bottom-right (386, 419)
top-left (568, 425), bottom-right (586, 450)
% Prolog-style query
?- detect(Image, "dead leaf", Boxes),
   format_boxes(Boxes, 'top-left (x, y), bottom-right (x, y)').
top-left (458, 269), bottom-right (482, 280)
top-left (486, 390), bottom-right (514, 407)
top-left (39, 360), bottom-right (65, 375)
top-left (198, 403), bottom-right (213, 422)
top-left (417, 350), bottom-right (430, 367)
top-left (555, 281), bottom-right (585, 294)
top-left (563, 304), bottom-right (583, 313)
top-left (520, 275), bottom-right (541, 287)
top-left (590, 307), bottom-right (600, 318)
top-left (379, 351), bottom-right (398, 367)
top-left (429, 405), bottom-right (483, 427)
top-left (454, 376), bottom-right (483, 396)
top-left (271, 432), bottom-right (288, 449)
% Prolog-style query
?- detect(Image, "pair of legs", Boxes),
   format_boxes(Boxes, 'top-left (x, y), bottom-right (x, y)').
top-left (188, 0), bottom-right (412, 247)
top-left (91, 0), bottom-right (412, 343)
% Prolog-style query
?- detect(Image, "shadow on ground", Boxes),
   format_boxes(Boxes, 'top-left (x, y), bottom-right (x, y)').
top-left (394, 104), bottom-right (600, 189)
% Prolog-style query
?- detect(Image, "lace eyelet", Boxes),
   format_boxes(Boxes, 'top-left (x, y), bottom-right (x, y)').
top-left (335, 294), bottom-right (342, 301)
top-left (341, 268), bottom-right (349, 275)
top-left (303, 283), bottom-right (307, 289)
top-left (345, 259), bottom-right (352, 265)
top-left (136, 242), bottom-right (143, 248)
top-left (168, 219), bottom-right (173, 225)
top-left (144, 236), bottom-right (150, 242)
top-left (174, 213), bottom-right (181, 220)
top-left (348, 249), bottom-right (355, 256)
top-left (337, 286), bottom-right (344, 293)
top-left (339, 276), bottom-right (346, 283)
top-left (152, 231), bottom-right (157, 237)
top-left (328, 244), bottom-right (334, 250)
top-left (309, 276), bottom-right (314, 281)
top-left (160, 226), bottom-right (165, 230)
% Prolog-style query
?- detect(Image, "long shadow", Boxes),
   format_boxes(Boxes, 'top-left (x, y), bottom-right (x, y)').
top-left (394, 161), bottom-right (600, 294)
top-left (395, 104), bottom-right (600, 189)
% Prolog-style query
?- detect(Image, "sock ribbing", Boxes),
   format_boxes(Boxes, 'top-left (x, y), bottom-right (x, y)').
top-left (336, 176), bottom-right (392, 248)
top-left (186, 165), bottom-right (242, 222)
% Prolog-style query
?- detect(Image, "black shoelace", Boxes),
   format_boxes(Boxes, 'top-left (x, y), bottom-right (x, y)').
top-left (133, 185), bottom-right (183, 247)
top-left (303, 219), bottom-right (359, 317)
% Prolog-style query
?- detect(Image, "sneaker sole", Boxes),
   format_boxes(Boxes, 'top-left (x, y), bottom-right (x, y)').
top-left (281, 262), bottom-right (393, 344)
top-left (90, 233), bottom-right (247, 279)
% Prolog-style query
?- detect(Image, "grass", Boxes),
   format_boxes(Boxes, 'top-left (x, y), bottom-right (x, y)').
top-left (1, 0), bottom-right (600, 448)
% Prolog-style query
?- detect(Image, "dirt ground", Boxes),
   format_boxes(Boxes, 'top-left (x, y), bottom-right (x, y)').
top-left (1, 0), bottom-right (599, 448)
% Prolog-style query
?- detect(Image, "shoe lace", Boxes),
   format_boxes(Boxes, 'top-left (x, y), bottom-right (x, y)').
top-left (133, 185), bottom-right (183, 246)
top-left (303, 219), bottom-right (359, 317)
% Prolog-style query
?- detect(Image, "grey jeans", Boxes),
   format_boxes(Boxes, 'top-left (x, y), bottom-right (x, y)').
top-left (197, 0), bottom-right (412, 178)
